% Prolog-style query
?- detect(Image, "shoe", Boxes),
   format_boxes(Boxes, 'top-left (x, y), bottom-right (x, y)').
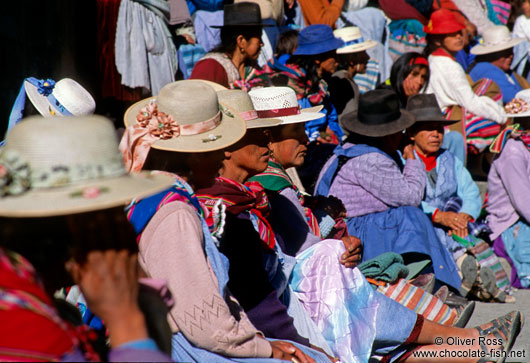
top-left (445, 291), bottom-right (469, 308)
top-left (479, 266), bottom-right (516, 303)
top-left (410, 273), bottom-right (435, 294)
top-left (452, 301), bottom-right (475, 328)
top-left (434, 285), bottom-right (449, 303)
top-left (459, 254), bottom-right (478, 297)
top-left (476, 311), bottom-right (523, 363)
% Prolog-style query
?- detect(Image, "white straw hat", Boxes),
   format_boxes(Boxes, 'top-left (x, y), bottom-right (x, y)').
top-left (248, 87), bottom-right (324, 125)
top-left (0, 115), bottom-right (173, 217)
top-left (470, 25), bottom-right (524, 55)
top-left (334, 26), bottom-right (378, 55)
top-left (217, 90), bottom-right (281, 129)
top-left (24, 78), bottom-right (96, 117)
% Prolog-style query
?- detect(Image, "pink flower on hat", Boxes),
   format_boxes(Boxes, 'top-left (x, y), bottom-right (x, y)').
top-left (136, 101), bottom-right (180, 140)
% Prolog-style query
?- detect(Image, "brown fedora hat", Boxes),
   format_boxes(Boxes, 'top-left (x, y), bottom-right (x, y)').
top-left (340, 89), bottom-right (416, 137)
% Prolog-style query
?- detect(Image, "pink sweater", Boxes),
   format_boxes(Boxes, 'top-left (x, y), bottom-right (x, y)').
top-left (138, 201), bottom-right (272, 358)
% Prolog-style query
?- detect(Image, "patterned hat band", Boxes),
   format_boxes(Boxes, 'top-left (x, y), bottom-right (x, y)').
top-left (239, 110), bottom-right (259, 121)
top-left (343, 37), bottom-right (365, 46)
top-left (0, 149), bottom-right (125, 197)
top-left (24, 77), bottom-right (73, 116)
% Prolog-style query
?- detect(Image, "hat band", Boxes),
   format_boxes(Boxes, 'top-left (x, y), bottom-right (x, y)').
top-left (359, 109), bottom-right (402, 125)
top-left (482, 37), bottom-right (513, 47)
top-left (256, 106), bottom-right (300, 118)
top-left (25, 77), bottom-right (73, 117)
top-left (0, 148), bottom-right (126, 197)
top-left (343, 37), bottom-right (365, 46)
top-left (239, 110), bottom-right (258, 121)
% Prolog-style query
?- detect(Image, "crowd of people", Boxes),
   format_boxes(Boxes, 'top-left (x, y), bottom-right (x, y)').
top-left (3, 0), bottom-right (530, 362)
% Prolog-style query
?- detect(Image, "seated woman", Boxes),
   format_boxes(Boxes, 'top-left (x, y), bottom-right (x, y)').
top-left (190, 2), bottom-right (268, 90)
top-left (469, 25), bottom-right (528, 104)
top-left (315, 89), bottom-right (462, 291)
top-left (266, 24), bottom-right (345, 143)
top-left (488, 124), bottom-right (530, 289)
top-left (194, 87), bottom-right (523, 362)
top-left (425, 9), bottom-right (508, 154)
top-left (405, 93), bottom-right (513, 303)
top-left (391, 52), bottom-right (466, 163)
top-left (120, 80), bottom-right (327, 362)
top-left (0, 115), bottom-right (173, 362)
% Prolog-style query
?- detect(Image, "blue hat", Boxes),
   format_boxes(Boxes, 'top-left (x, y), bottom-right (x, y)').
top-left (293, 24), bottom-right (345, 56)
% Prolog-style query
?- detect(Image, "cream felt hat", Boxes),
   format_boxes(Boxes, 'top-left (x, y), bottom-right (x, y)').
top-left (24, 78), bottom-right (96, 117)
top-left (217, 90), bottom-right (281, 129)
top-left (470, 25), bottom-right (524, 55)
top-left (248, 87), bottom-right (324, 125)
top-left (0, 115), bottom-right (173, 217)
top-left (334, 27), bottom-right (377, 55)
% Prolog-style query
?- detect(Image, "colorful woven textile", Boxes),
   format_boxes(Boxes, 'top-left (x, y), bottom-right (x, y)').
top-left (197, 176), bottom-right (277, 250)
top-left (487, 0), bottom-right (511, 25)
top-left (376, 278), bottom-right (458, 326)
top-left (353, 59), bottom-right (381, 94)
top-left (250, 160), bottom-right (321, 237)
top-left (489, 124), bottom-right (530, 154)
top-left (388, 19), bottom-right (427, 62)
top-left (471, 240), bottom-right (511, 292)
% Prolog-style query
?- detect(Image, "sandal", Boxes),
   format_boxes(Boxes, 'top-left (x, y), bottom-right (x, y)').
top-left (452, 301), bottom-right (475, 328)
top-left (476, 311), bottom-right (523, 363)
top-left (459, 254), bottom-right (478, 297)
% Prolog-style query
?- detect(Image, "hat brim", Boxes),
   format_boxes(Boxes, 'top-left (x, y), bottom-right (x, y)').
top-left (246, 117), bottom-right (282, 128)
top-left (341, 109), bottom-right (417, 137)
top-left (124, 97), bottom-right (246, 153)
top-left (470, 38), bottom-right (524, 55)
top-left (293, 38), bottom-right (345, 56)
top-left (0, 172), bottom-right (174, 218)
top-left (275, 107), bottom-right (325, 125)
top-left (24, 80), bottom-right (56, 117)
top-left (337, 40), bottom-right (378, 54)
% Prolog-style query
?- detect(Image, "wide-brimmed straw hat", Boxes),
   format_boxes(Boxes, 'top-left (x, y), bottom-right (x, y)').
top-left (0, 116), bottom-right (173, 217)
top-left (121, 80), bottom-right (246, 172)
top-left (248, 87), bottom-right (324, 125)
top-left (470, 25), bottom-right (524, 55)
top-left (406, 94), bottom-right (456, 124)
top-left (333, 27), bottom-right (377, 55)
top-left (211, 2), bottom-right (273, 28)
top-left (217, 90), bottom-right (281, 129)
top-left (424, 9), bottom-right (465, 35)
top-left (341, 89), bottom-right (416, 137)
top-left (293, 24), bottom-right (345, 56)
top-left (24, 78), bottom-right (95, 117)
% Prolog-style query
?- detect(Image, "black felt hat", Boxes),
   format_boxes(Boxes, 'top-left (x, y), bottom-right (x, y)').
top-left (406, 94), bottom-right (456, 124)
top-left (211, 2), bottom-right (273, 28)
top-left (341, 89), bottom-right (416, 137)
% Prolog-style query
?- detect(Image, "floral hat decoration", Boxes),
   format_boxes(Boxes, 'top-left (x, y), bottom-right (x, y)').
top-left (121, 80), bottom-right (246, 173)
top-left (0, 115), bottom-right (173, 217)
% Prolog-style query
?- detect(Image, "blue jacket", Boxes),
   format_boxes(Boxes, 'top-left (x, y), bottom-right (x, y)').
top-left (469, 62), bottom-right (523, 103)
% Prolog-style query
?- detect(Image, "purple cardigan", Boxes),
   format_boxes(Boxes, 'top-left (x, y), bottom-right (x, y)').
top-left (487, 138), bottom-right (530, 240)
top-left (318, 143), bottom-right (426, 217)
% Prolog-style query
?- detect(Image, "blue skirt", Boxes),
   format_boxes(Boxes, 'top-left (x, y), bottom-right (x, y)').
top-left (347, 206), bottom-right (462, 290)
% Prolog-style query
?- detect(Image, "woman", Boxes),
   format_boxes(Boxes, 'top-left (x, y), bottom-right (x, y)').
top-left (190, 2), bottom-right (268, 90)
top-left (405, 93), bottom-right (513, 302)
top-left (194, 87), bottom-right (523, 362)
top-left (266, 24), bottom-right (345, 142)
top-left (315, 89), bottom-right (462, 291)
top-left (425, 9), bottom-right (507, 154)
top-left (0, 115), bottom-right (174, 361)
top-left (390, 52), bottom-right (430, 107)
top-left (488, 124), bottom-right (530, 289)
top-left (120, 79), bottom-right (326, 362)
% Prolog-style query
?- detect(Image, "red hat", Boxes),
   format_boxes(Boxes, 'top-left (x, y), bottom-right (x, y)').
top-left (424, 9), bottom-right (465, 35)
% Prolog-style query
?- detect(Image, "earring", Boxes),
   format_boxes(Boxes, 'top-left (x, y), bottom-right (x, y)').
top-left (240, 47), bottom-right (245, 54)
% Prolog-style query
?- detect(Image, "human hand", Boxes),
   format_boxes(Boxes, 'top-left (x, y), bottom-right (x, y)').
top-left (285, 0), bottom-right (296, 9)
top-left (270, 341), bottom-right (315, 363)
top-left (340, 236), bottom-right (362, 268)
top-left (315, 195), bottom-right (347, 220)
top-left (309, 344), bottom-right (339, 362)
top-left (433, 211), bottom-right (468, 230)
top-left (402, 76), bottom-right (421, 97)
top-left (450, 226), bottom-right (469, 238)
top-left (402, 144), bottom-right (416, 160)
top-left (68, 250), bottom-right (148, 347)
top-left (183, 33), bottom-right (195, 45)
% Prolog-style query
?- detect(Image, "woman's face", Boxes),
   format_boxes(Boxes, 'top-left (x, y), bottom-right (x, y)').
top-left (350, 51), bottom-right (370, 74)
top-left (403, 66), bottom-right (428, 97)
top-left (223, 128), bottom-right (271, 180)
top-left (442, 31), bottom-right (464, 53)
top-left (317, 51), bottom-right (339, 76)
top-left (522, 0), bottom-right (530, 18)
top-left (242, 35), bottom-right (264, 61)
top-left (492, 48), bottom-right (515, 72)
top-left (268, 123), bottom-right (309, 169)
top-left (410, 122), bottom-right (445, 156)
top-left (188, 150), bottom-right (226, 189)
